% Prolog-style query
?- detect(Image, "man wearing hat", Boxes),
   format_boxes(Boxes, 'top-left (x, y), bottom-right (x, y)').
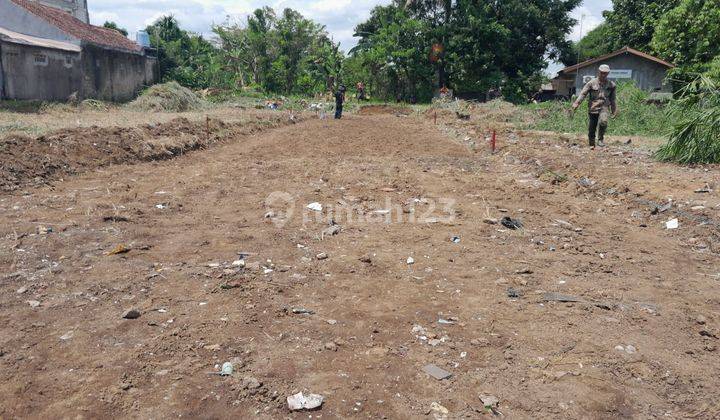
top-left (571, 64), bottom-right (618, 148)
top-left (334, 85), bottom-right (347, 119)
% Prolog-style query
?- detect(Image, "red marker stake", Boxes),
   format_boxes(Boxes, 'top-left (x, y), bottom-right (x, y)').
top-left (491, 130), bottom-right (497, 154)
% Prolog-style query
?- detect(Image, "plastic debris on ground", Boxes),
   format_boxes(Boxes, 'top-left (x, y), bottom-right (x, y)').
top-left (219, 362), bottom-right (234, 376)
top-left (292, 307), bottom-right (315, 315)
top-left (501, 217), bottom-right (523, 230)
top-left (666, 218), bottom-right (679, 229)
top-left (307, 202), bottom-right (323, 212)
top-left (287, 392), bottom-right (324, 411)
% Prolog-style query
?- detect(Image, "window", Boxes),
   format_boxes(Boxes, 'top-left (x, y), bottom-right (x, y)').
top-left (64, 55), bottom-right (74, 68)
top-left (34, 54), bottom-right (48, 66)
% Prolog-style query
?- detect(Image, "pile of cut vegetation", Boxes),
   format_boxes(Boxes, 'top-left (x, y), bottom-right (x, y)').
top-left (129, 82), bottom-right (205, 112)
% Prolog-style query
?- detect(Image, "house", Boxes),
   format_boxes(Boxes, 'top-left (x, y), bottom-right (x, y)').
top-left (552, 46), bottom-right (674, 97)
top-left (0, 0), bottom-right (156, 102)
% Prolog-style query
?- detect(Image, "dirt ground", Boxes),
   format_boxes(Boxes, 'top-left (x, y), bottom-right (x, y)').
top-left (1, 106), bottom-right (719, 419)
top-left (0, 109), bottom-right (305, 192)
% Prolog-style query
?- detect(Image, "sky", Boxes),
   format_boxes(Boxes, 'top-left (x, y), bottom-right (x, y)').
top-left (88, 0), bottom-right (613, 74)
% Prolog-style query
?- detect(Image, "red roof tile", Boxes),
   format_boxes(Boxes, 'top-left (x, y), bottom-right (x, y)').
top-left (10, 0), bottom-right (142, 53)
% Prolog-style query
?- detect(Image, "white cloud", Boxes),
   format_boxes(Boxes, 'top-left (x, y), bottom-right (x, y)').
top-left (544, 0), bottom-right (612, 76)
top-left (569, 6), bottom-right (604, 42)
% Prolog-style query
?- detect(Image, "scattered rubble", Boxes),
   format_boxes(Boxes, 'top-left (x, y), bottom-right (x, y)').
top-left (122, 309), bottom-right (141, 319)
top-left (423, 364), bottom-right (452, 380)
top-left (501, 217), bottom-right (523, 230)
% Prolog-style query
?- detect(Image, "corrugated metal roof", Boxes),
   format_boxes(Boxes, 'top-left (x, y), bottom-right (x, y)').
top-left (0, 26), bottom-right (81, 52)
top-left (10, 0), bottom-right (143, 53)
top-left (559, 46), bottom-right (674, 74)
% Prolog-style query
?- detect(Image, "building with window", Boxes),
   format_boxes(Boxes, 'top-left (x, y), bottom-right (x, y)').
top-left (552, 46), bottom-right (674, 98)
top-left (0, 0), bottom-right (156, 101)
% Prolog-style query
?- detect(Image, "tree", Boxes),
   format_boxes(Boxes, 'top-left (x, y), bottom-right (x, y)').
top-left (212, 7), bottom-right (342, 95)
top-left (351, 4), bottom-right (435, 101)
top-left (145, 16), bottom-right (219, 89)
top-left (562, 23), bottom-right (614, 66)
top-left (651, 0), bottom-right (720, 70)
top-left (103, 21), bottom-right (128, 37)
top-left (603, 0), bottom-right (680, 52)
top-left (353, 0), bottom-right (581, 102)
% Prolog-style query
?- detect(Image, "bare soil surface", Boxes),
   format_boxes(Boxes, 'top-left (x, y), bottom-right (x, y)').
top-left (0, 111), bottom-right (304, 192)
top-left (1, 108), bottom-right (719, 419)
top-left (357, 105), bottom-right (413, 116)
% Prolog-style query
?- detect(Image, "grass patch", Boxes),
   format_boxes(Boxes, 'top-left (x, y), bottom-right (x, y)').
top-left (0, 100), bottom-right (45, 114)
top-left (523, 82), bottom-right (669, 137)
top-left (0, 122), bottom-right (39, 135)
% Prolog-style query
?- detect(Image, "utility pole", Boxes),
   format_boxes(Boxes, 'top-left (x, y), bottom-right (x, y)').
top-left (574, 14), bottom-right (586, 97)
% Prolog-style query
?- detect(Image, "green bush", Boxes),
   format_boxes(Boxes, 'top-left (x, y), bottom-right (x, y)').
top-left (523, 81), bottom-right (669, 137)
top-left (655, 76), bottom-right (720, 164)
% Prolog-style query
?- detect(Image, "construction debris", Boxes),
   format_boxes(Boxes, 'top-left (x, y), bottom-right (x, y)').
top-left (423, 364), bottom-right (452, 380)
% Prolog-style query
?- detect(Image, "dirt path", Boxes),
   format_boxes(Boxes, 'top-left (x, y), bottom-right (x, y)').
top-left (1, 112), bottom-right (719, 419)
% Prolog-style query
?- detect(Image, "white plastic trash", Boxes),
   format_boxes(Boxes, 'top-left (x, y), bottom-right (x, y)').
top-left (287, 392), bottom-right (324, 411)
top-left (307, 202), bottom-right (323, 212)
top-left (220, 362), bottom-right (234, 376)
top-left (666, 218), bottom-right (679, 229)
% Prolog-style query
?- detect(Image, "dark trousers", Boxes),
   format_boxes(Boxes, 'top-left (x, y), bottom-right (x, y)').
top-left (588, 112), bottom-right (608, 146)
top-left (335, 104), bottom-right (343, 119)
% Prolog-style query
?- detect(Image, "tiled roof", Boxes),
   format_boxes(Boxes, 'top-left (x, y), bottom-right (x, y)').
top-left (559, 46), bottom-right (674, 74)
top-left (10, 0), bottom-right (142, 53)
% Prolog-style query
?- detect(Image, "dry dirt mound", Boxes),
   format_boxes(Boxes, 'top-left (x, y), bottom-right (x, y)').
top-left (0, 113), bottom-right (304, 191)
top-left (357, 104), bottom-right (413, 116)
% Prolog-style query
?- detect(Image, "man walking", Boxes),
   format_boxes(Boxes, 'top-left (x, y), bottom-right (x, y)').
top-left (335, 85), bottom-right (346, 119)
top-left (571, 64), bottom-right (618, 148)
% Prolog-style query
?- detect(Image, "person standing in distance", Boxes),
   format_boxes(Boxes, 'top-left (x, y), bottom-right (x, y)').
top-left (335, 85), bottom-right (347, 119)
top-left (571, 64), bottom-right (618, 148)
